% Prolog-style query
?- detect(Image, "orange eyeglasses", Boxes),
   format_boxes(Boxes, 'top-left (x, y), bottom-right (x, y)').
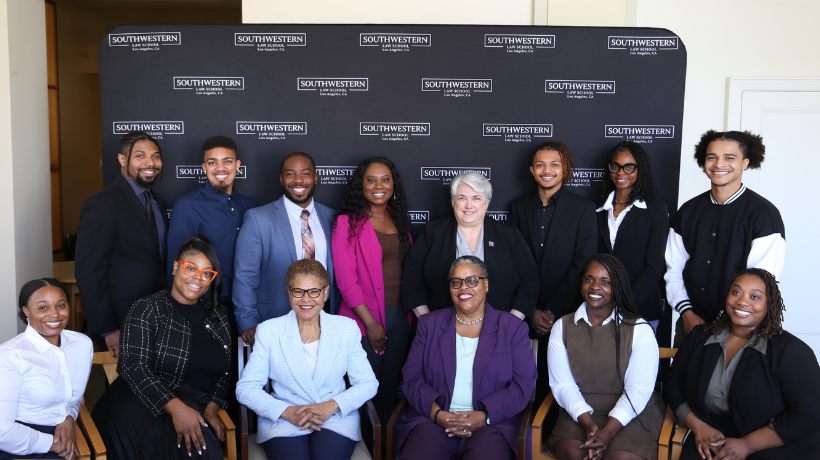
top-left (177, 260), bottom-right (218, 282)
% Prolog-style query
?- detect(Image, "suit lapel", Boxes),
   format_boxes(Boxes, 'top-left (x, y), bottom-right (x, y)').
top-left (312, 312), bottom-right (338, 387)
top-left (597, 211), bottom-right (613, 253)
top-left (698, 343), bottom-right (722, 409)
top-left (362, 221), bottom-right (385, 325)
top-left (471, 306), bottom-right (498, 407)
top-left (612, 206), bottom-right (643, 251)
top-left (280, 313), bottom-right (321, 401)
top-left (273, 198), bottom-right (298, 263)
top-left (116, 175), bottom-right (160, 254)
top-left (439, 310), bottom-right (457, 398)
top-left (727, 346), bottom-right (760, 411)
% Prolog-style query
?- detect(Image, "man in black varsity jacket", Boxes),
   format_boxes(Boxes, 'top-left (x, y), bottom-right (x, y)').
top-left (508, 140), bottom-right (597, 403)
top-left (665, 130), bottom-right (785, 347)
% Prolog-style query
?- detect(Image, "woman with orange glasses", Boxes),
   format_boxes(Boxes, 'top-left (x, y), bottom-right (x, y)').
top-left (92, 235), bottom-right (232, 460)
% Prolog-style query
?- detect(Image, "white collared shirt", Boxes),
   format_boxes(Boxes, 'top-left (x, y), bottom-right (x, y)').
top-left (547, 303), bottom-right (658, 427)
top-left (283, 197), bottom-right (328, 270)
top-left (0, 326), bottom-right (93, 455)
top-left (596, 191), bottom-right (647, 250)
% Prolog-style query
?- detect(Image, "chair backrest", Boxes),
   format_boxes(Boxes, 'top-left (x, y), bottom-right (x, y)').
top-left (659, 348), bottom-right (678, 359)
top-left (93, 352), bottom-right (119, 384)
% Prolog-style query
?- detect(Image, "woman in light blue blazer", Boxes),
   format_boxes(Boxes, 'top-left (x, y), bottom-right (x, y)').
top-left (236, 259), bottom-right (378, 460)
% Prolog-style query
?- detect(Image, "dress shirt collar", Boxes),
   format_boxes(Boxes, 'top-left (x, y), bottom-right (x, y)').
top-left (283, 195), bottom-right (316, 220)
top-left (536, 186), bottom-right (564, 207)
top-left (122, 173), bottom-right (151, 197)
top-left (596, 191), bottom-right (647, 212)
top-left (704, 326), bottom-right (768, 355)
top-left (709, 183), bottom-right (747, 205)
top-left (573, 302), bottom-right (617, 326)
top-left (203, 181), bottom-right (232, 204)
top-left (24, 324), bottom-right (63, 353)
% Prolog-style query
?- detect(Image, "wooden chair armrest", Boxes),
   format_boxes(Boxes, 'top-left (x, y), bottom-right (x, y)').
top-left (671, 426), bottom-right (688, 460)
top-left (658, 406), bottom-right (674, 460)
top-left (218, 409), bottom-right (237, 460)
top-left (73, 420), bottom-right (91, 459)
top-left (360, 400), bottom-right (381, 460)
top-left (517, 401), bottom-right (533, 460)
top-left (240, 403), bottom-right (250, 460)
top-left (386, 398), bottom-right (409, 460)
top-left (77, 402), bottom-right (106, 460)
top-left (532, 393), bottom-right (556, 460)
top-left (219, 409), bottom-right (236, 431)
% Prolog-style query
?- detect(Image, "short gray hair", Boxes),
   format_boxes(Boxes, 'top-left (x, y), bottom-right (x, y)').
top-left (448, 255), bottom-right (489, 279)
top-left (450, 172), bottom-right (492, 207)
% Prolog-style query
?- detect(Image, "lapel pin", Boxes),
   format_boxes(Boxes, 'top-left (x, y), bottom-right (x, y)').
top-left (489, 241), bottom-right (495, 247)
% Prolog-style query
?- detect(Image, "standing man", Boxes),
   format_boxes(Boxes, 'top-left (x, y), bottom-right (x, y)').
top-left (166, 135), bottom-right (257, 337)
top-left (75, 131), bottom-right (167, 357)
top-left (233, 152), bottom-right (337, 346)
top-left (666, 130), bottom-right (785, 346)
top-left (508, 140), bottom-right (597, 402)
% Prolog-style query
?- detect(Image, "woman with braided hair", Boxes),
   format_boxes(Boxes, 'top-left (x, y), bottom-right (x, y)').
top-left (663, 269), bottom-right (820, 460)
top-left (548, 254), bottom-right (665, 460)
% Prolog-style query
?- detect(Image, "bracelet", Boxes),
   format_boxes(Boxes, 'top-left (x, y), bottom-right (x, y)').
top-left (433, 409), bottom-right (443, 423)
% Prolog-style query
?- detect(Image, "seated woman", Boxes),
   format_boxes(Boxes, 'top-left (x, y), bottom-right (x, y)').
top-left (92, 236), bottom-right (232, 460)
top-left (663, 269), bottom-right (820, 460)
top-left (0, 279), bottom-right (93, 460)
top-left (235, 259), bottom-right (378, 460)
top-left (548, 254), bottom-right (664, 460)
top-left (395, 255), bottom-right (537, 460)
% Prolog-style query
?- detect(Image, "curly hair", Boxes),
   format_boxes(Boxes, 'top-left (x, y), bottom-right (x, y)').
top-left (707, 268), bottom-right (784, 340)
top-left (532, 141), bottom-right (575, 186)
top-left (333, 156), bottom-right (412, 260)
top-left (202, 135), bottom-right (237, 158)
top-left (567, 254), bottom-right (650, 427)
top-left (286, 259), bottom-right (330, 288)
top-left (597, 141), bottom-right (658, 207)
top-left (694, 130), bottom-right (765, 169)
top-left (18, 278), bottom-right (70, 324)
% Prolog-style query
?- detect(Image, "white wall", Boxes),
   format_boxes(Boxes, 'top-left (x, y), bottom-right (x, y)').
top-left (0, 0), bottom-right (53, 341)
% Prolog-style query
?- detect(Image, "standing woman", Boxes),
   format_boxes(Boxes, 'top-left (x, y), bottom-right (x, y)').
top-left (332, 156), bottom-right (413, 431)
top-left (596, 141), bottom-right (668, 331)
top-left (0, 279), bottom-right (93, 460)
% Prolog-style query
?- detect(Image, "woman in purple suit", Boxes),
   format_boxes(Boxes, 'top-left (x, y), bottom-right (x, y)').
top-left (395, 256), bottom-right (537, 460)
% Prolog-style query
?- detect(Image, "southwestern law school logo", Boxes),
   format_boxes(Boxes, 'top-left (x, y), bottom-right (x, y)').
top-left (605, 125), bottom-right (675, 143)
top-left (360, 33), bottom-right (431, 52)
top-left (421, 167), bottom-right (491, 185)
top-left (568, 168), bottom-right (606, 187)
top-left (545, 80), bottom-right (615, 100)
top-left (298, 78), bottom-right (368, 97)
top-left (234, 33), bottom-right (305, 52)
top-left (486, 211), bottom-right (508, 223)
top-left (315, 166), bottom-right (356, 185)
top-left (483, 124), bottom-right (552, 143)
top-left (608, 36), bottom-right (679, 56)
top-left (176, 165), bottom-right (247, 184)
top-left (484, 34), bottom-right (554, 54)
top-left (108, 32), bottom-right (180, 51)
top-left (173, 77), bottom-right (244, 96)
top-left (360, 122), bottom-right (430, 142)
top-left (236, 121), bottom-right (307, 141)
top-left (422, 79), bottom-right (492, 98)
top-left (409, 211), bottom-right (430, 224)
top-left (112, 121), bottom-right (184, 139)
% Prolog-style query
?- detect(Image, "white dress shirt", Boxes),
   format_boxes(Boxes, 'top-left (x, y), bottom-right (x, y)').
top-left (283, 197), bottom-right (328, 271)
top-left (547, 304), bottom-right (658, 427)
top-left (0, 326), bottom-right (93, 455)
top-left (595, 191), bottom-right (647, 250)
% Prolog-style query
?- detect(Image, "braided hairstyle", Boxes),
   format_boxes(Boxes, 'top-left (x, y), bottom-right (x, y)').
top-left (333, 156), bottom-right (412, 260)
top-left (596, 141), bottom-right (658, 207)
top-left (707, 268), bottom-right (785, 340)
top-left (173, 235), bottom-right (223, 323)
top-left (566, 254), bottom-right (650, 428)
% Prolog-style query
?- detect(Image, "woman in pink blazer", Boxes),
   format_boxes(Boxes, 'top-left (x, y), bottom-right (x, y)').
top-left (332, 156), bottom-right (413, 439)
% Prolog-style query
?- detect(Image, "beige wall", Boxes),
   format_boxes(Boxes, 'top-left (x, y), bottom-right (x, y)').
top-left (54, 0), bottom-right (241, 237)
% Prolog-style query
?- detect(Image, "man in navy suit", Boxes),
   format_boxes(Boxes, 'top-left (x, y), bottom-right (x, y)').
top-left (233, 152), bottom-right (337, 346)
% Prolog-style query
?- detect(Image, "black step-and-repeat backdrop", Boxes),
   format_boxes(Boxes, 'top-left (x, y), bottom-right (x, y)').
top-left (100, 24), bottom-right (686, 225)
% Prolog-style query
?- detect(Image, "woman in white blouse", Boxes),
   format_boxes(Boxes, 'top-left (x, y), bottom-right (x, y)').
top-left (0, 279), bottom-right (93, 460)
top-left (547, 254), bottom-right (664, 460)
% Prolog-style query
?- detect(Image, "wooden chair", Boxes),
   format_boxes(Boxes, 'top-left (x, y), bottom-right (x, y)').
top-left (78, 352), bottom-right (237, 460)
top-left (385, 338), bottom-right (539, 460)
top-left (237, 337), bottom-right (381, 460)
top-left (531, 347), bottom-right (679, 460)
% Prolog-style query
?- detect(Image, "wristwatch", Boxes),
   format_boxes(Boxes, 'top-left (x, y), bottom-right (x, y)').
top-left (483, 408), bottom-right (490, 426)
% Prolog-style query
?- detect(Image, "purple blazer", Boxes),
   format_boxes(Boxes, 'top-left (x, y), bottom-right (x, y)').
top-left (395, 304), bottom-right (537, 456)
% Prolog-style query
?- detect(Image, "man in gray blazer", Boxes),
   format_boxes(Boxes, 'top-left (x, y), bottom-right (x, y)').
top-left (233, 152), bottom-right (337, 346)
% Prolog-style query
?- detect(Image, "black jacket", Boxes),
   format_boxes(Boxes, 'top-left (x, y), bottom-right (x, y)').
top-left (508, 189), bottom-right (597, 319)
top-left (664, 325), bottom-right (820, 459)
top-left (402, 215), bottom-right (539, 317)
top-left (119, 290), bottom-right (232, 417)
top-left (75, 174), bottom-right (167, 334)
top-left (596, 197), bottom-right (668, 320)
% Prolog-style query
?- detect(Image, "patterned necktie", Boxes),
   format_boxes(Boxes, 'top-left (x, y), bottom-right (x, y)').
top-left (301, 210), bottom-right (315, 260)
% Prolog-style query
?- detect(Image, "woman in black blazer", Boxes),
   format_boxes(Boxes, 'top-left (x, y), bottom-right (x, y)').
top-left (92, 236), bottom-right (232, 460)
top-left (663, 269), bottom-right (820, 460)
top-left (595, 141), bottom-right (668, 329)
top-left (402, 172), bottom-right (539, 320)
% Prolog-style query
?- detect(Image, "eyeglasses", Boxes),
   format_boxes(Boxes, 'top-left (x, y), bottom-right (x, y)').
top-left (177, 261), bottom-right (218, 282)
top-left (448, 276), bottom-right (487, 289)
top-left (607, 163), bottom-right (637, 174)
top-left (289, 287), bottom-right (326, 298)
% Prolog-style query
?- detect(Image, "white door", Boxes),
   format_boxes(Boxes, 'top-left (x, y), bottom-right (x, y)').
top-left (730, 79), bottom-right (820, 354)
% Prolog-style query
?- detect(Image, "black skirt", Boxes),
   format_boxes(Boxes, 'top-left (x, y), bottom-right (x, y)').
top-left (91, 378), bottom-right (223, 460)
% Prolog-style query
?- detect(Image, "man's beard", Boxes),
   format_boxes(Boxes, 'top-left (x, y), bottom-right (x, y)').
top-left (284, 186), bottom-right (315, 204)
top-left (214, 183), bottom-right (230, 194)
top-left (133, 170), bottom-right (158, 188)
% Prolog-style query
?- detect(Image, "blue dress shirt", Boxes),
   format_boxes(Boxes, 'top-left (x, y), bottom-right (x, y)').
top-left (166, 182), bottom-right (257, 299)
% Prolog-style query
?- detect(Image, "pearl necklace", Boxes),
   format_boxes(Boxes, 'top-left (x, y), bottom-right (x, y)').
top-left (455, 312), bottom-right (485, 325)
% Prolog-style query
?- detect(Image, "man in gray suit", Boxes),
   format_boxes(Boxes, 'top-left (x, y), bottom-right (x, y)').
top-left (233, 152), bottom-right (337, 346)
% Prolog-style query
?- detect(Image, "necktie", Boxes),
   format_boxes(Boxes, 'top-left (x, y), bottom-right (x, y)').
top-left (143, 190), bottom-right (155, 226)
top-left (301, 210), bottom-right (315, 260)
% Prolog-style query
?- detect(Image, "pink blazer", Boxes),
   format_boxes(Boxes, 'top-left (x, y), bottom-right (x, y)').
top-left (332, 214), bottom-right (410, 335)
